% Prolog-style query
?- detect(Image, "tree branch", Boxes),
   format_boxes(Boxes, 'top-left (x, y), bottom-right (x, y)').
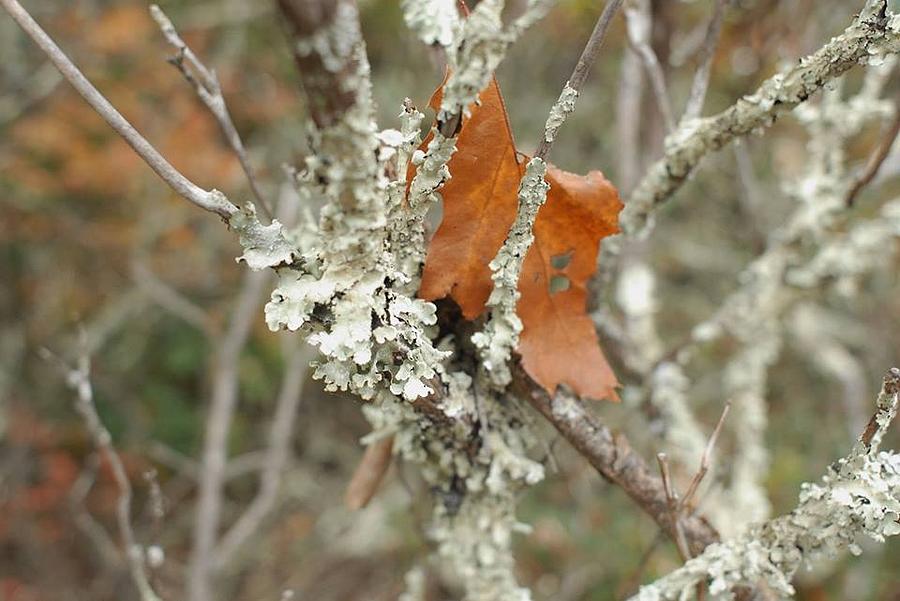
top-left (622, 0), bottom-right (898, 236)
top-left (42, 343), bottom-right (163, 601)
top-left (629, 369), bottom-right (900, 600)
top-left (512, 367), bottom-right (720, 555)
top-left (150, 5), bottom-right (274, 221)
top-left (534, 0), bottom-right (623, 160)
top-left (0, 0), bottom-right (239, 220)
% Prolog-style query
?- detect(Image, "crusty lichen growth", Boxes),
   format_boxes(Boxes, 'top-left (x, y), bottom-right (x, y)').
top-left (620, 0), bottom-right (900, 236)
top-left (230, 5), bottom-right (555, 599)
top-left (404, 0), bottom-right (555, 276)
top-left (630, 370), bottom-right (900, 601)
top-left (656, 63), bottom-right (896, 535)
top-left (439, 0), bottom-right (553, 124)
top-left (543, 82), bottom-right (578, 144)
top-left (241, 5), bottom-right (450, 404)
top-left (473, 158), bottom-right (550, 389)
top-left (788, 197), bottom-right (900, 294)
top-left (401, 0), bottom-right (459, 48)
top-left (364, 384), bottom-right (545, 601)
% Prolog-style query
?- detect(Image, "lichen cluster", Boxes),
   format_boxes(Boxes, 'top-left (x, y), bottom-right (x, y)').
top-left (473, 158), bottom-right (549, 389)
top-left (230, 3), bottom-right (554, 599)
top-left (631, 372), bottom-right (900, 601)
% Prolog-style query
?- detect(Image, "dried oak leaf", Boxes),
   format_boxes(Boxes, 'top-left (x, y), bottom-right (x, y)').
top-left (413, 77), bottom-right (622, 401)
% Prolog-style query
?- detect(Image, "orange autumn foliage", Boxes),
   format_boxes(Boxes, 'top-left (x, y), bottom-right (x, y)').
top-left (415, 77), bottom-right (622, 401)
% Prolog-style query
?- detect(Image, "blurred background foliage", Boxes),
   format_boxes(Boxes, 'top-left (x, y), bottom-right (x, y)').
top-left (1, 0), bottom-right (899, 600)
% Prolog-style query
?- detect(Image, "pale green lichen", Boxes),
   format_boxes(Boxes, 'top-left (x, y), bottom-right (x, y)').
top-left (543, 82), bottom-right (578, 143)
top-left (231, 204), bottom-right (296, 270)
top-left (401, 0), bottom-right (459, 48)
top-left (631, 372), bottom-right (900, 601)
top-left (291, 1), bottom-right (359, 73)
top-left (621, 0), bottom-right (900, 236)
top-left (233, 4), bottom-right (557, 599)
top-left (473, 158), bottom-right (550, 389)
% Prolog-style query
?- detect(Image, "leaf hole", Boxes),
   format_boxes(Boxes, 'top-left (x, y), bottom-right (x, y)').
top-left (549, 275), bottom-right (570, 294)
top-left (550, 251), bottom-right (573, 270)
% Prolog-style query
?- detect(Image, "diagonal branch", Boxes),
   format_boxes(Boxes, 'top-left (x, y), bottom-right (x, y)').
top-left (42, 343), bottom-right (163, 601)
top-left (0, 0), bottom-right (239, 220)
top-left (512, 367), bottom-right (720, 555)
top-left (628, 369), bottom-right (900, 600)
top-left (622, 0), bottom-right (899, 235)
top-left (534, 0), bottom-right (623, 160)
top-left (150, 5), bottom-right (274, 221)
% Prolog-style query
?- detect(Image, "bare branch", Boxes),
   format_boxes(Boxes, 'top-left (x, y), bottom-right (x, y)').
top-left (656, 453), bottom-right (691, 562)
top-left (344, 434), bottom-right (395, 510)
top-left (629, 369), bottom-right (900, 600)
top-left (534, 0), bottom-right (623, 160)
top-left (513, 368), bottom-right (720, 555)
top-left (623, 0), bottom-right (676, 134)
top-left (150, 5), bottom-right (274, 221)
top-left (213, 339), bottom-right (309, 569)
top-left (131, 259), bottom-right (218, 338)
top-left (681, 402), bottom-right (730, 511)
top-left (616, 47), bottom-right (645, 194)
top-left (680, 0), bottom-right (729, 122)
top-left (0, 0), bottom-right (239, 220)
top-left (42, 343), bottom-right (163, 601)
top-left (189, 268), bottom-right (268, 601)
top-left (846, 100), bottom-right (900, 206)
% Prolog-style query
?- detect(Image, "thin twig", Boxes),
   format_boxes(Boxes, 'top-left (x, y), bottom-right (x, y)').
top-left (681, 0), bottom-right (729, 122)
top-left (0, 0), bottom-right (238, 219)
top-left (212, 338), bottom-right (309, 569)
top-left (189, 268), bottom-right (269, 601)
top-left (681, 402), bottom-right (730, 511)
top-left (514, 370), bottom-right (721, 555)
top-left (150, 5), bottom-right (273, 221)
top-left (846, 102), bottom-right (900, 206)
top-left (534, 0), bottom-right (624, 160)
top-left (132, 259), bottom-right (218, 338)
top-left (623, 0), bottom-right (676, 134)
top-left (621, 0), bottom-right (896, 234)
top-left (42, 341), bottom-right (163, 601)
top-left (656, 453), bottom-right (691, 562)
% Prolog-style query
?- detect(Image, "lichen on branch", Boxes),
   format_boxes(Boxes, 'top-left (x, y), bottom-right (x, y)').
top-left (631, 369), bottom-right (900, 601)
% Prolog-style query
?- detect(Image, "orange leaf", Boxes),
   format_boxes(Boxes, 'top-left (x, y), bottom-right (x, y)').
top-left (415, 78), bottom-right (622, 401)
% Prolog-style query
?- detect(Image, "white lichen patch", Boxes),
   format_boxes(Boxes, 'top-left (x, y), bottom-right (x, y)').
top-left (620, 0), bottom-right (900, 236)
top-left (231, 204), bottom-right (297, 270)
top-left (231, 3), bottom-right (565, 599)
top-left (631, 372), bottom-right (900, 601)
top-left (401, 0), bottom-right (459, 48)
top-left (543, 82), bottom-right (578, 143)
top-left (474, 158), bottom-right (550, 389)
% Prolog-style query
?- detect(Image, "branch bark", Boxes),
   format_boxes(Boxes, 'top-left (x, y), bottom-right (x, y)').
top-left (0, 0), bottom-right (239, 220)
top-left (621, 0), bottom-right (898, 236)
top-left (512, 367), bottom-right (720, 555)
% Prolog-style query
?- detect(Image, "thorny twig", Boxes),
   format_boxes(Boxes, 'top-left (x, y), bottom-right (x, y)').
top-left (680, 402), bottom-right (730, 512)
top-left (150, 5), bottom-right (274, 221)
top-left (656, 453), bottom-right (691, 562)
